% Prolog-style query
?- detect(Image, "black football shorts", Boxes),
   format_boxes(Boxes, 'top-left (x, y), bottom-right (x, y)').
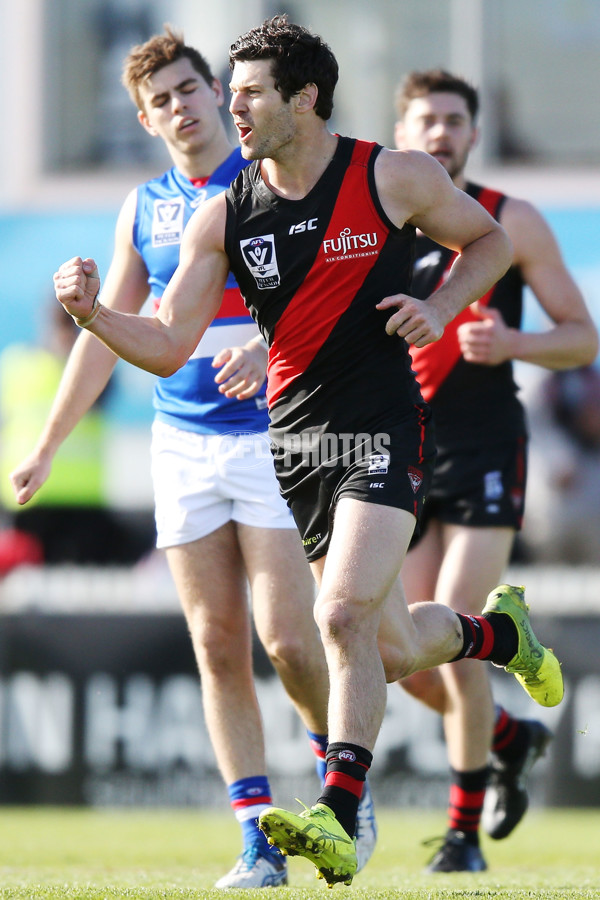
top-left (417, 436), bottom-right (527, 538)
top-left (272, 414), bottom-right (436, 562)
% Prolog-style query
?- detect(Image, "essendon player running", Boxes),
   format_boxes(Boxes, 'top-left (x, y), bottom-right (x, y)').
top-left (52, 18), bottom-right (566, 887)
top-left (394, 69), bottom-right (597, 873)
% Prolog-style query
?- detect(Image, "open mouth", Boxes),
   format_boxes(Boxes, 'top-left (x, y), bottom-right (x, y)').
top-left (179, 117), bottom-right (197, 132)
top-left (237, 123), bottom-right (252, 141)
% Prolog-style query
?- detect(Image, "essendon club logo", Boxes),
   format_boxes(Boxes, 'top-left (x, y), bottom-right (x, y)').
top-left (407, 465), bottom-right (423, 493)
top-left (240, 234), bottom-right (281, 289)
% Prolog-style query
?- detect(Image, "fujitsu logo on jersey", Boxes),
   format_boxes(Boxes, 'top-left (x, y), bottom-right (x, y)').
top-left (322, 227), bottom-right (378, 261)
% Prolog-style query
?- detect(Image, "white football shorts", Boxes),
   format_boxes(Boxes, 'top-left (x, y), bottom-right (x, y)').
top-left (151, 419), bottom-right (295, 548)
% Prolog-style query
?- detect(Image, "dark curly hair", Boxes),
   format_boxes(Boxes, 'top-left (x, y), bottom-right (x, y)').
top-left (229, 15), bottom-right (338, 121)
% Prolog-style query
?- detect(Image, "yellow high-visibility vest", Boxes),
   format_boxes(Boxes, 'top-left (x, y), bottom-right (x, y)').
top-left (0, 344), bottom-right (106, 509)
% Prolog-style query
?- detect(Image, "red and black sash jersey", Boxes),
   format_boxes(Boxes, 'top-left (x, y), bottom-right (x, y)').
top-left (410, 182), bottom-right (526, 451)
top-left (224, 136), bottom-right (426, 445)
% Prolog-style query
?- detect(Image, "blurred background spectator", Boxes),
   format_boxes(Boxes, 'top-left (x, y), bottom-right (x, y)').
top-left (517, 365), bottom-right (600, 564)
top-left (0, 302), bottom-right (155, 568)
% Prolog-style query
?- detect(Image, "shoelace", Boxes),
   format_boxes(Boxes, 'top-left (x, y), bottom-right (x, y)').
top-left (237, 841), bottom-right (262, 872)
top-left (355, 796), bottom-right (376, 837)
top-left (421, 834), bottom-right (447, 865)
top-left (422, 834), bottom-right (446, 850)
top-left (238, 840), bottom-right (284, 873)
top-left (295, 797), bottom-right (329, 821)
top-left (421, 832), bottom-right (473, 866)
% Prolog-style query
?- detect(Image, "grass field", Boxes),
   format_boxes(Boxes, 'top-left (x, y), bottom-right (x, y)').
top-left (0, 807), bottom-right (598, 899)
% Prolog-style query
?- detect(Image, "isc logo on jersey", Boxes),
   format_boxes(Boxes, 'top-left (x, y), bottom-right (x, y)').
top-left (152, 198), bottom-right (185, 247)
top-left (289, 218), bottom-right (317, 235)
top-left (240, 234), bottom-right (281, 289)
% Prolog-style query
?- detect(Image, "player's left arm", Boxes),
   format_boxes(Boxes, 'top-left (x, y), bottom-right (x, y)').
top-left (375, 149), bottom-right (512, 346)
top-left (472, 198), bottom-right (598, 369)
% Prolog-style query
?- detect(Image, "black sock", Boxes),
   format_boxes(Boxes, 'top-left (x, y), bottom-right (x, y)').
top-left (493, 706), bottom-right (531, 763)
top-left (482, 612), bottom-right (518, 665)
top-left (317, 742), bottom-right (372, 838)
top-left (447, 766), bottom-right (488, 843)
top-left (452, 612), bottom-right (518, 665)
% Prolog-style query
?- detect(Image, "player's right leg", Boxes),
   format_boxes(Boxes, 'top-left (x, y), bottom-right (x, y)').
top-left (167, 528), bottom-right (265, 791)
top-left (399, 523), bottom-right (556, 867)
top-left (483, 715), bottom-right (553, 839)
top-left (152, 423), bottom-right (285, 888)
top-left (166, 531), bottom-right (286, 888)
top-left (238, 524), bottom-right (329, 740)
top-left (261, 499), bottom-right (424, 885)
top-left (421, 524), bottom-right (510, 872)
top-left (227, 428), bottom-right (381, 875)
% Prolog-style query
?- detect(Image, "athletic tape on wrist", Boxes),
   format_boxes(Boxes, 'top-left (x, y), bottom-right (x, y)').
top-left (73, 294), bottom-right (101, 328)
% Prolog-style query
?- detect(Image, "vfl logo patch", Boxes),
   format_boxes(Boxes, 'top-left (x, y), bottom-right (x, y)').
top-left (152, 198), bottom-right (184, 247)
top-left (407, 466), bottom-right (423, 494)
top-left (240, 234), bottom-right (280, 289)
top-left (368, 453), bottom-right (390, 475)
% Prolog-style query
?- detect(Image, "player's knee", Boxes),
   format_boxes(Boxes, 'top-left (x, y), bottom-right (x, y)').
top-left (379, 642), bottom-right (418, 682)
top-left (193, 618), bottom-right (248, 674)
top-left (314, 593), bottom-right (357, 645)
top-left (264, 632), bottom-right (312, 677)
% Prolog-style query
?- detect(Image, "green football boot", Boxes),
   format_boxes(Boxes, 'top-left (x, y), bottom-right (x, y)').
top-left (483, 584), bottom-right (564, 708)
top-left (259, 801), bottom-right (357, 887)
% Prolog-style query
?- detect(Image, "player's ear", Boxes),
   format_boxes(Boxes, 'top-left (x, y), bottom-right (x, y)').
top-left (295, 82), bottom-right (318, 114)
top-left (138, 109), bottom-right (158, 137)
top-left (469, 124), bottom-right (480, 152)
top-left (211, 78), bottom-right (225, 108)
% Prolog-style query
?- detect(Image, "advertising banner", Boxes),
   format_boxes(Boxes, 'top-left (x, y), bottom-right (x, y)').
top-left (1, 610), bottom-right (598, 808)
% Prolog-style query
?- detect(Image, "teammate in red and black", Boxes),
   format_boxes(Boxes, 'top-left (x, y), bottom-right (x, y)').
top-left (394, 69), bottom-right (598, 873)
top-left (51, 19), bottom-right (565, 887)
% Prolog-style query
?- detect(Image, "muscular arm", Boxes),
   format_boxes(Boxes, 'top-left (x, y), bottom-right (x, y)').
top-left (457, 199), bottom-right (598, 369)
top-left (55, 194), bottom-right (230, 377)
top-left (10, 190), bottom-right (151, 504)
top-left (374, 149), bottom-right (512, 346)
top-left (498, 199), bottom-right (597, 367)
